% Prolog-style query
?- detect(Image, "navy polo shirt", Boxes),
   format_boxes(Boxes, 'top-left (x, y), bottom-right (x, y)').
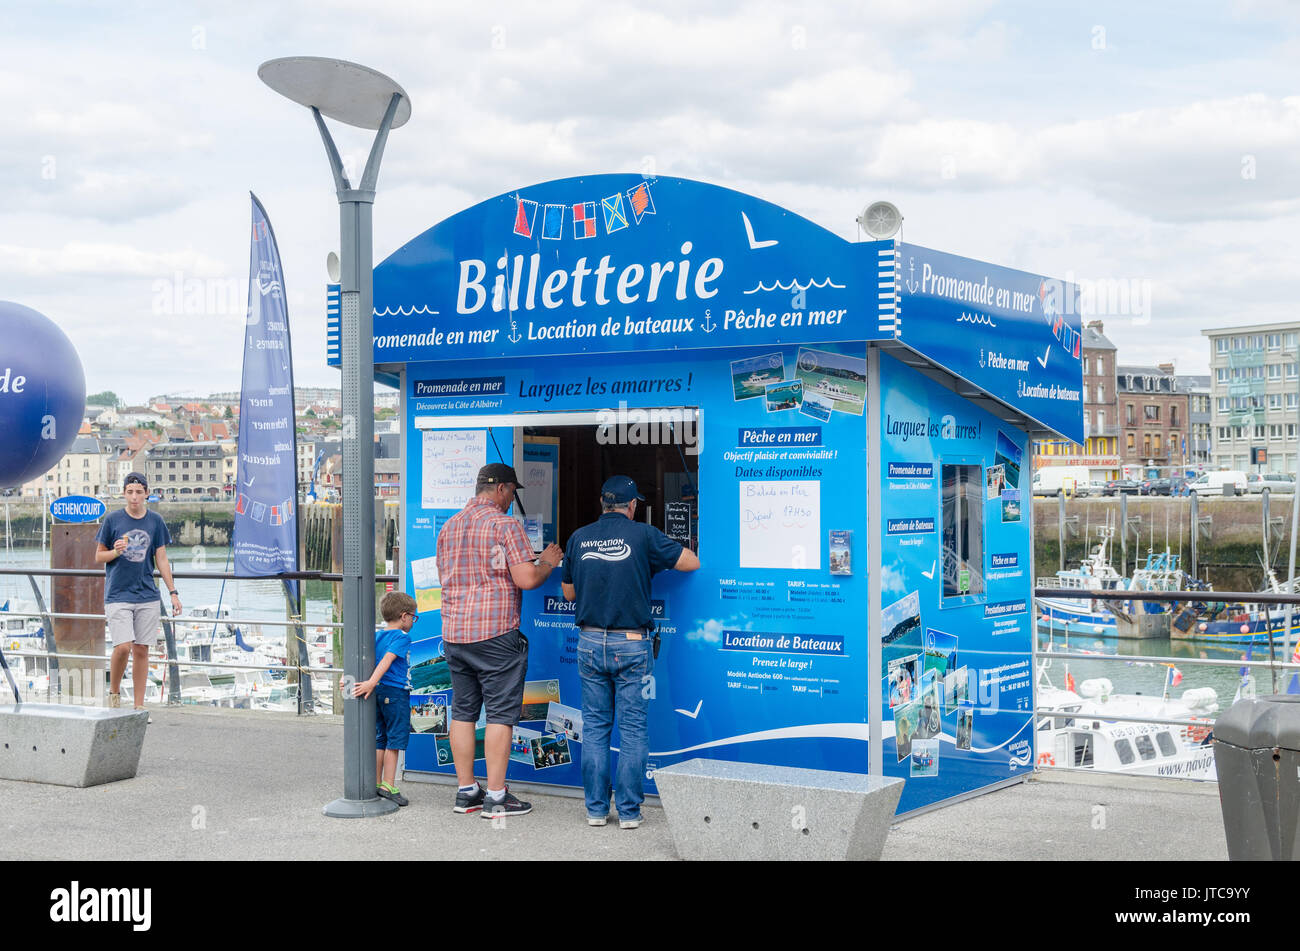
top-left (563, 513), bottom-right (683, 630)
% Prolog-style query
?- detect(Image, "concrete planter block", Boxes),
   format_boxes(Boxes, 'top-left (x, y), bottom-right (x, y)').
top-left (654, 758), bottom-right (904, 861)
top-left (0, 703), bottom-right (148, 787)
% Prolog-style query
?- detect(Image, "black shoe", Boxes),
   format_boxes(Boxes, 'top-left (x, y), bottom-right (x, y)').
top-left (453, 784), bottom-right (486, 814)
top-left (481, 788), bottom-right (532, 819)
top-left (376, 783), bottom-right (409, 807)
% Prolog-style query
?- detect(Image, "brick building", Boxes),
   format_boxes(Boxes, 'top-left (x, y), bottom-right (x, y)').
top-left (1117, 363), bottom-right (1190, 472)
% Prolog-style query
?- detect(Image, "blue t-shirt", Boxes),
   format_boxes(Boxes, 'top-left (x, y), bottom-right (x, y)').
top-left (375, 626), bottom-right (411, 690)
top-left (562, 513), bottom-right (683, 630)
top-left (96, 509), bottom-right (173, 604)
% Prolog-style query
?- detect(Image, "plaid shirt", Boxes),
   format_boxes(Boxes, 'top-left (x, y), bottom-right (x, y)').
top-left (436, 496), bottom-right (536, 644)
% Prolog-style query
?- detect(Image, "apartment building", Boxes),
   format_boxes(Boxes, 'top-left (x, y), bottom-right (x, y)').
top-left (1202, 323), bottom-right (1300, 473)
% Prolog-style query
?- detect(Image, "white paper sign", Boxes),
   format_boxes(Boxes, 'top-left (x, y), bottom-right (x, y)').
top-left (517, 460), bottom-right (554, 528)
top-left (422, 430), bottom-right (487, 510)
top-left (738, 480), bottom-right (821, 570)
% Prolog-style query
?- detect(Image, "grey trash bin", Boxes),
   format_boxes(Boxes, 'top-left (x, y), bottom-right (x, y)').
top-left (1212, 694), bottom-right (1300, 860)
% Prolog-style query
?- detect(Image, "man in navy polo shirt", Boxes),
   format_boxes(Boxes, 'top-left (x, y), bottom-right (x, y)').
top-left (562, 476), bottom-right (699, 829)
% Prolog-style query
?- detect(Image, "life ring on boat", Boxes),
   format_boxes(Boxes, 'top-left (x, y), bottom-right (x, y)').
top-left (1037, 752), bottom-right (1056, 767)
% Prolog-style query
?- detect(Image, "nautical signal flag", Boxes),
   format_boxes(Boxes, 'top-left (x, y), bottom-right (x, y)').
top-left (626, 181), bottom-right (656, 224)
top-left (512, 197), bottom-right (539, 239)
top-left (601, 193), bottom-right (628, 233)
top-left (542, 203), bottom-right (565, 240)
top-left (270, 505), bottom-right (282, 526)
top-left (250, 501), bottom-right (267, 524)
top-left (572, 201), bottom-right (596, 239)
top-left (235, 494), bottom-right (248, 515)
top-left (1072, 330), bottom-right (1081, 358)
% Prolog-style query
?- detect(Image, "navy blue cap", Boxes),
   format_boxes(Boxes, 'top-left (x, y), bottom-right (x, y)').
top-left (601, 475), bottom-right (645, 505)
top-left (123, 471), bottom-right (148, 489)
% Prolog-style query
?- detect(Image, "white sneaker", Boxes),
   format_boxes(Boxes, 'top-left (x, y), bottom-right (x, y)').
top-left (587, 816), bottom-right (608, 827)
top-left (619, 817), bottom-right (642, 830)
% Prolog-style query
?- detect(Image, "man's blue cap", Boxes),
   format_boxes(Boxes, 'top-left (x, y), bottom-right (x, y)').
top-left (601, 475), bottom-right (645, 505)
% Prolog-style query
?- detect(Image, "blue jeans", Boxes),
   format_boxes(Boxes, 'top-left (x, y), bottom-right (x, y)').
top-left (577, 630), bottom-right (654, 821)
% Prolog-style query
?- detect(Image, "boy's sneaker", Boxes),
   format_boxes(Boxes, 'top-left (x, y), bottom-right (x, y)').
top-left (587, 815), bottom-right (608, 827)
top-left (453, 784), bottom-right (486, 814)
top-left (376, 782), bottom-right (409, 807)
top-left (481, 788), bottom-right (532, 819)
top-left (619, 816), bottom-right (642, 830)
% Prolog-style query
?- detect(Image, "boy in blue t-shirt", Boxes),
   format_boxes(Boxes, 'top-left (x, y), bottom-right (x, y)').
top-left (353, 590), bottom-right (417, 806)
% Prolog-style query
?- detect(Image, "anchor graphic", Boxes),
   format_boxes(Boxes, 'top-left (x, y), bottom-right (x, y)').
top-left (702, 309), bottom-right (717, 333)
top-left (508, 319), bottom-right (521, 344)
top-left (905, 256), bottom-right (918, 294)
top-left (979, 349), bottom-right (986, 369)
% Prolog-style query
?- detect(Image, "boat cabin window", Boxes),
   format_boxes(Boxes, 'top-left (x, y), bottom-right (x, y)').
top-left (1134, 735), bottom-right (1157, 761)
top-left (1113, 737), bottom-right (1135, 765)
top-left (941, 463), bottom-right (984, 602)
top-left (1154, 731), bottom-right (1177, 757)
top-left (1071, 732), bottom-right (1094, 767)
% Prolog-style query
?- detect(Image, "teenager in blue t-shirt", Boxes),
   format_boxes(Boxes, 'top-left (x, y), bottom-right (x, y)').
top-left (562, 476), bottom-right (699, 829)
top-left (353, 590), bottom-right (418, 807)
top-left (94, 472), bottom-right (180, 712)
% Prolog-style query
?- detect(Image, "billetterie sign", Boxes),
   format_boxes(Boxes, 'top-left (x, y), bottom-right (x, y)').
top-left (372, 175), bottom-right (892, 363)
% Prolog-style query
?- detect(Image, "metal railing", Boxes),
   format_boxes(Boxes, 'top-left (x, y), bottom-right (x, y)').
top-left (1032, 586), bottom-right (1300, 771)
top-left (1, 566), bottom-right (399, 713)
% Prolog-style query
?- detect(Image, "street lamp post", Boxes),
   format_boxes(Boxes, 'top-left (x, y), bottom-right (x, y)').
top-left (259, 57), bottom-right (412, 818)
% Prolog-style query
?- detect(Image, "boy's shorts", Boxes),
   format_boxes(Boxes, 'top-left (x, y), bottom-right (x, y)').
top-left (374, 685), bottom-right (411, 751)
top-left (106, 601), bottom-right (161, 647)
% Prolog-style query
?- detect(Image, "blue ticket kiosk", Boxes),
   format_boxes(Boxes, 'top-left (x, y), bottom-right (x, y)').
top-left (361, 175), bottom-right (1082, 816)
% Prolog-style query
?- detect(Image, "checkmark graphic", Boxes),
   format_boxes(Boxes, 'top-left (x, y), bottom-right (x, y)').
top-left (675, 699), bottom-right (704, 719)
top-left (921, 560), bottom-right (936, 580)
top-left (1037, 346), bottom-right (1050, 369)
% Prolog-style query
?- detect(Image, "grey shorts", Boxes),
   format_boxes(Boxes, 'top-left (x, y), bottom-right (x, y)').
top-left (106, 601), bottom-right (161, 648)
top-left (443, 629), bottom-right (529, 725)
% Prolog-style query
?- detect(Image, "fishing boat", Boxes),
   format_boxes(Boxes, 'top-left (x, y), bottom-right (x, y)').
top-left (1036, 528), bottom-right (1128, 635)
top-left (811, 378), bottom-right (863, 403)
top-left (741, 371), bottom-right (781, 390)
top-left (1035, 659), bottom-right (1219, 781)
top-left (1170, 569), bottom-right (1300, 646)
top-left (1, 598), bottom-right (46, 653)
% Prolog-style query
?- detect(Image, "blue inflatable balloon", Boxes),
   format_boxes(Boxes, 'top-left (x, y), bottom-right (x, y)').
top-left (0, 301), bottom-right (86, 489)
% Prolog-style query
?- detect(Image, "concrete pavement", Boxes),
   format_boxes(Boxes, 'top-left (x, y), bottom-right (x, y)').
top-left (0, 704), bottom-right (1229, 861)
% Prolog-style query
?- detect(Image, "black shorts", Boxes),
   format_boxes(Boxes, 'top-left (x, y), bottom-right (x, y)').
top-left (443, 629), bottom-right (529, 725)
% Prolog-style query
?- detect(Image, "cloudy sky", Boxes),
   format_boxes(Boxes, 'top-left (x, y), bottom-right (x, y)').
top-left (3, 0), bottom-right (1297, 404)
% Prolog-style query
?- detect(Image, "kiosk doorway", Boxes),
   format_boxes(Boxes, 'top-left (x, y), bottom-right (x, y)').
top-left (414, 408), bottom-right (699, 555)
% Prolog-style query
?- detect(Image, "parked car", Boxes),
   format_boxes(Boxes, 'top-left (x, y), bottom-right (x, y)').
top-left (1246, 473), bottom-right (1296, 497)
top-left (1103, 479), bottom-right (1142, 496)
top-left (1139, 478), bottom-right (1169, 495)
top-left (1187, 470), bottom-right (1249, 497)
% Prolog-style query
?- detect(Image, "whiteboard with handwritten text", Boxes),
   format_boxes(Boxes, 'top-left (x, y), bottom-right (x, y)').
top-left (422, 430), bottom-right (487, 509)
top-left (738, 480), bottom-right (821, 570)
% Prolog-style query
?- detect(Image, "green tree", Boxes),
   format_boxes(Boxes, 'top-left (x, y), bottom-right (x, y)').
top-left (87, 391), bottom-right (121, 409)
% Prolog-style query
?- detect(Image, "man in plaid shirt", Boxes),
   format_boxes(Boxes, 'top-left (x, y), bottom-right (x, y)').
top-left (437, 463), bottom-right (563, 819)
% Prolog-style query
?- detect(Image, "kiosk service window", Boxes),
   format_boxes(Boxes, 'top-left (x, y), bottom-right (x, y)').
top-left (940, 462), bottom-right (984, 604)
